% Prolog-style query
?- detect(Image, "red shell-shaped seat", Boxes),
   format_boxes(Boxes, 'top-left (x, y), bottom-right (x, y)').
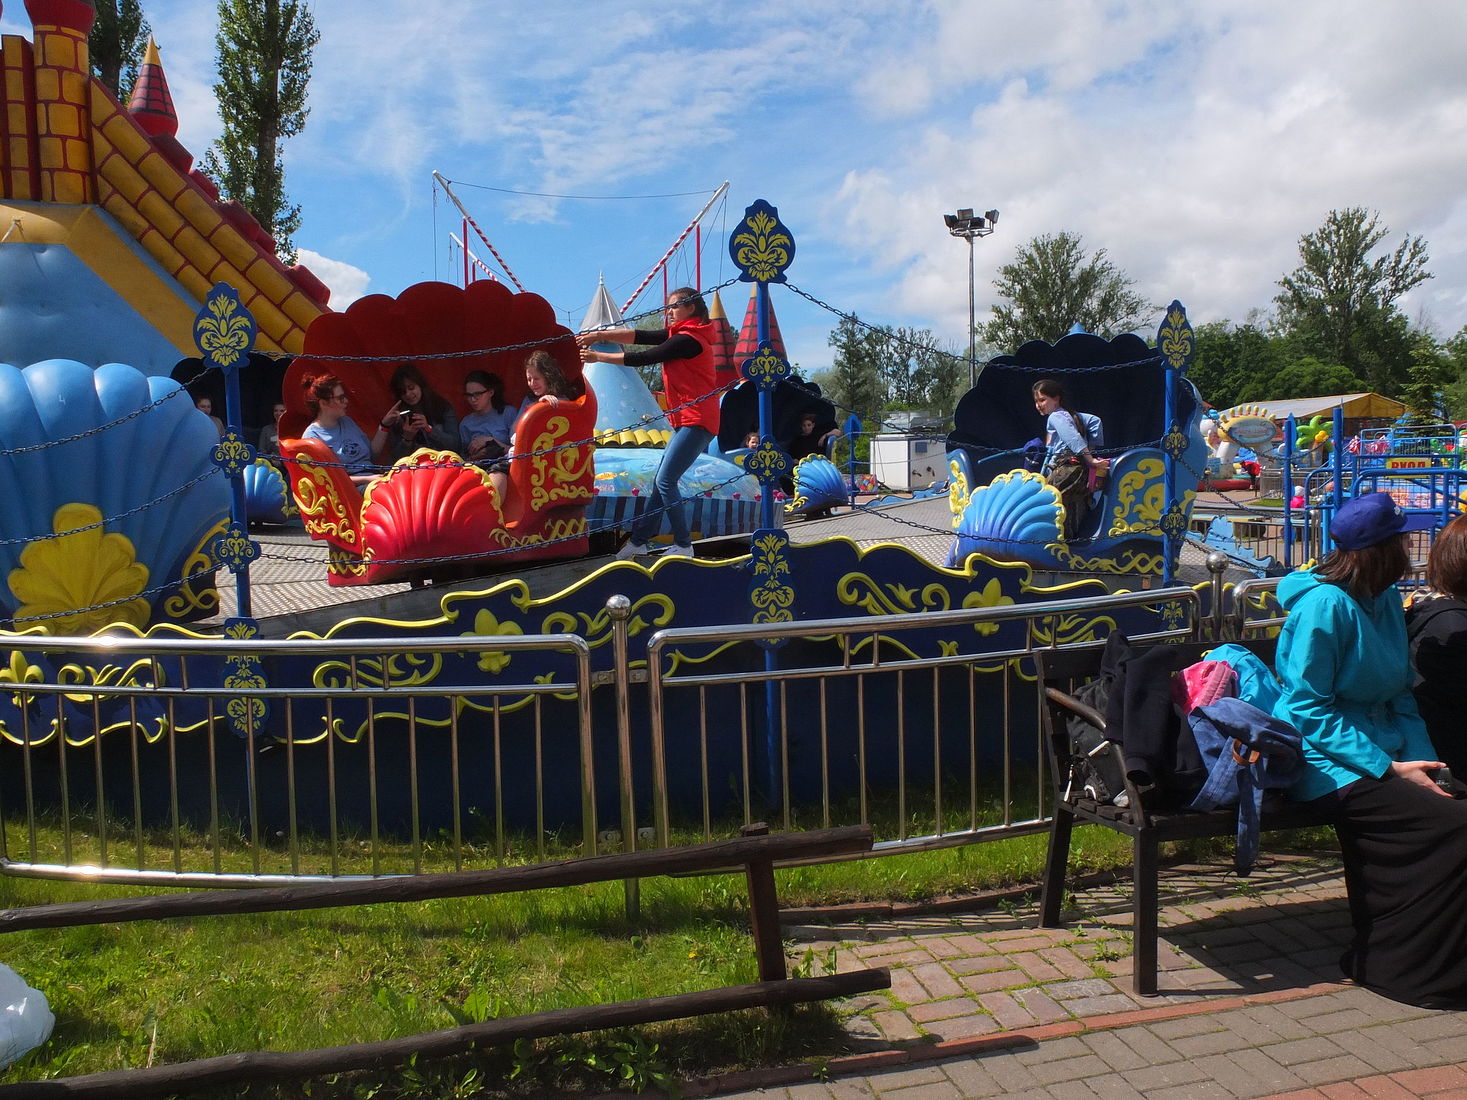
top-left (360, 451), bottom-right (505, 568)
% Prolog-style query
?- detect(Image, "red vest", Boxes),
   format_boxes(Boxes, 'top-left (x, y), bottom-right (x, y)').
top-left (665, 317), bottom-right (721, 434)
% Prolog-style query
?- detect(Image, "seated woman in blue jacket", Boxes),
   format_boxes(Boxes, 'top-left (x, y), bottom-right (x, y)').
top-left (1274, 492), bottom-right (1467, 1010)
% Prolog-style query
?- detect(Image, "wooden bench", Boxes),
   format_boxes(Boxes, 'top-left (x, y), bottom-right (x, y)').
top-left (1035, 638), bottom-right (1333, 996)
top-left (0, 826), bottom-right (887, 1097)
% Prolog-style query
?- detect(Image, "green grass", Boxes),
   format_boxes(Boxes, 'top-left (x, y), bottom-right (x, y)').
top-left (0, 819), bottom-right (1336, 1097)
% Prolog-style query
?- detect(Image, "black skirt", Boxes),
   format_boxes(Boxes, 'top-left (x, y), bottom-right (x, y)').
top-left (1309, 774), bottom-right (1467, 1010)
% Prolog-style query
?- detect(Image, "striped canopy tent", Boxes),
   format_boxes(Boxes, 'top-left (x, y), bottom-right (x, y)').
top-left (1254, 393), bottom-right (1406, 422)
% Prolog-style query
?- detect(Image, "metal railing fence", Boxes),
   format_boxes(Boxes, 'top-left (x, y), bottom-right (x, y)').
top-left (0, 583), bottom-right (1285, 887)
top-left (639, 588), bottom-right (1204, 858)
top-left (0, 633), bottom-right (593, 885)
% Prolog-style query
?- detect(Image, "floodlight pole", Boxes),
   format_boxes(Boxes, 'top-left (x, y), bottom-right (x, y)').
top-left (944, 209), bottom-right (999, 390)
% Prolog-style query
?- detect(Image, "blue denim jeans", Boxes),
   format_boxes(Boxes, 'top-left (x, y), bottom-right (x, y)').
top-left (631, 425), bottom-right (712, 546)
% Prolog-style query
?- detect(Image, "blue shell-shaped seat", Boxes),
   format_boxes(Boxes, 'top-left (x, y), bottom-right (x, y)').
top-left (786, 455), bottom-right (850, 516)
top-left (244, 458), bottom-right (293, 525)
top-left (947, 470), bottom-right (1062, 567)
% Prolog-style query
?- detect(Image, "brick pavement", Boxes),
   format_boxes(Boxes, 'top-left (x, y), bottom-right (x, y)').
top-left (690, 855), bottom-right (1467, 1099)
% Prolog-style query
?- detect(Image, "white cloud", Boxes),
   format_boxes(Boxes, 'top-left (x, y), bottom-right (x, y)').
top-left (296, 250), bottom-right (370, 308)
top-left (4, 0), bottom-right (1465, 375)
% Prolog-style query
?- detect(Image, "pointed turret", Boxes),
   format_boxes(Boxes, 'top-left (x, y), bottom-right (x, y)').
top-left (579, 276), bottom-right (623, 336)
top-left (579, 277), bottom-right (672, 443)
top-left (128, 38), bottom-right (178, 138)
top-left (733, 284), bottom-right (787, 362)
top-left (707, 290), bottom-right (737, 381)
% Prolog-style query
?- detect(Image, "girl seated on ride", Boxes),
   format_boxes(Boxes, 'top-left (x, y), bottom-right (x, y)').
top-left (376, 362), bottom-right (460, 460)
top-left (301, 373), bottom-right (381, 487)
top-left (1274, 492), bottom-right (1467, 1010)
top-left (487, 350), bottom-right (581, 497)
top-left (1406, 513), bottom-right (1467, 777)
top-left (459, 370), bottom-right (516, 463)
top-left (1031, 378), bottom-right (1105, 540)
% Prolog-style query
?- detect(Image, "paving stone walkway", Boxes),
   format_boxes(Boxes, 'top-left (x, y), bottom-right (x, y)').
top-left (688, 855), bottom-right (1467, 1099)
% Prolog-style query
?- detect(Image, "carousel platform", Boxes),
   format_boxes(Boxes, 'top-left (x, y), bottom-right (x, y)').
top-left (208, 495), bottom-right (1254, 636)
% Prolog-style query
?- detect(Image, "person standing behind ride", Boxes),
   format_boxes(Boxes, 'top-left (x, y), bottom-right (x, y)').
top-left (1406, 514), bottom-right (1467, 777)
top-left (459, 370), bottom-right (516, 463)
top-left (1032, 378), bottom-right (1105, 540)
top-left (1273, 492), bottom-right (1467, 1010)
top-left (578, 287), bottom-right (721, 559)
top-left (301, 374), bottom-right (381, 487)
top-left (376, 362), bottom-right (460, 461)
top-left (258, 401), bottom-right (286, 459)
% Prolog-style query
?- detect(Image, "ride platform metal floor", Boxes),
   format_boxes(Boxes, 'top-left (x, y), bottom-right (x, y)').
top-left (209, 495), bottom-right (1254, 635)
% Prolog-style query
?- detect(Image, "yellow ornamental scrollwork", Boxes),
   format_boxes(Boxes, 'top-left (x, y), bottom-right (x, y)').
top-left (293, 466), bottom-right (360, 546)
top-left (1106, 458), bottom-right (1166, 536)
top-left (750, 531), bottom-right (794, 624)
top-left (196, 289), bottom-right (255, 370)
top-left (744, 346), bottom-right (790, 387)
top-left (1029, 611), bottom-right (1117, 649)
top-left (948, 460), bottom-right (970, 528)
top-left (1157, 303), bottom-right (1193, 371)
top-left (312, 650), bottom-right (443, 691)
top-left (731, 206), bottom-right (793, 282)
top-left (0, 649), bottom-right (43, 713)
top-left (211, 433), bottom-right (255, 477)
top-left (523, 417), bottom-right (595, 512)
top-left (162, 519), bottom-right (226, 621)
top-left (1049, 543), bottom-right (1166, 575)
top-left (542, 592), bottom-right (674, 646)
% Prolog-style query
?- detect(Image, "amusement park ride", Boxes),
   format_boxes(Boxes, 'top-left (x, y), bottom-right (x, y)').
top-left (4, 0), bottom-right (1465, 856)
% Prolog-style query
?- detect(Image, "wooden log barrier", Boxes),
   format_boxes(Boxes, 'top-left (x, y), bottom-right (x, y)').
top-left (0, 971), bottom-right (890, 1098)
top-left (0, 825), bottom-right (887, 1097)
top-left (0, 826), bottom-right (873, 933)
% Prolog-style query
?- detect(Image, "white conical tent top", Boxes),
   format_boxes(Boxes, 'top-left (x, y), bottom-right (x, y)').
top-left (580, 277), bottom-right (624, 335)
top-left (579, 277), bottom-right (673, 441)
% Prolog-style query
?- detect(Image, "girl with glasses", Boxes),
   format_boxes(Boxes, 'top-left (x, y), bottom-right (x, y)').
top-left (459, 370), bottom-right (515, 463)
top-left (301, 373), bottom-right (380, 486)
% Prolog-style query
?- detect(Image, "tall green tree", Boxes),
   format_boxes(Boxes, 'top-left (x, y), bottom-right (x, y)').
top-left (200, 0), bottom-right (319, 262)
top-left (1398, 332), bottom-right (1452, 418)
top-left (89, 0), bottom-right (152, 100)
top-left (983, 231), bottom-right (1149, 349)
top-left (1234, 355), bottom-right (1363, 404)
top-left (1188, 320), bottom-right (1281, 411)
top-left (820, 316), bottom-right (884, 427)
top-left (1439, 327), bottom-right (1467, 420)
top-left (1274, 207), bottom-right (1431, 397)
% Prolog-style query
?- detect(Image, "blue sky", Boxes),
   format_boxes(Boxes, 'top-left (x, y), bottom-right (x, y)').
top-left (7, 0), bottom-right (1467, 379)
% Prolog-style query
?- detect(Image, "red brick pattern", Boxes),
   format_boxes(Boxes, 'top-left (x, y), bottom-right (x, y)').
top-left (687, 858), bottom-right (1467, 1100)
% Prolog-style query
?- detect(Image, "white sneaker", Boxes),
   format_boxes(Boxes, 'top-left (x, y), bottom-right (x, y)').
top-left (663, 543), bottom-right (694, 558)
top-left (616, 539), bottom-right (649, 560)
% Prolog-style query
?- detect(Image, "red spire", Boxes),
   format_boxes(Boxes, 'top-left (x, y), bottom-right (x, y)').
top-left (733, 285), bottom-right (787, 362)
top-left (707, 290), bottom-right (737, 379)
top-left (128, 38), bottom-right (178, 137)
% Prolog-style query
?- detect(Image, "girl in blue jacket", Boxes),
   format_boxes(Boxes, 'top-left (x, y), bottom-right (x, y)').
top-left (1274, 492), bottom-right (1467, 1009)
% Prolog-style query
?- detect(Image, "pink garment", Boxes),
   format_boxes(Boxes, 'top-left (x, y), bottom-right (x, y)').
top-left (1171, 660), bottom-right (1238, 714)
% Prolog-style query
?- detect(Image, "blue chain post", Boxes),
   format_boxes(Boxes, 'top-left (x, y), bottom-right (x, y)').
top-left (195, 283), bottom-right (261, 619)
top-left (730, 200), bottom-right (796, 812)
top-left (194, 284), bottom-right (268, 752)
top-left (1156, 301), bottom-right (1194, 588)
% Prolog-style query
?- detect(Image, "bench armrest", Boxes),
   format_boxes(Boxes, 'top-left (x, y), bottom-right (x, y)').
top-left (1044, 686), bottom-right (1105, 731)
